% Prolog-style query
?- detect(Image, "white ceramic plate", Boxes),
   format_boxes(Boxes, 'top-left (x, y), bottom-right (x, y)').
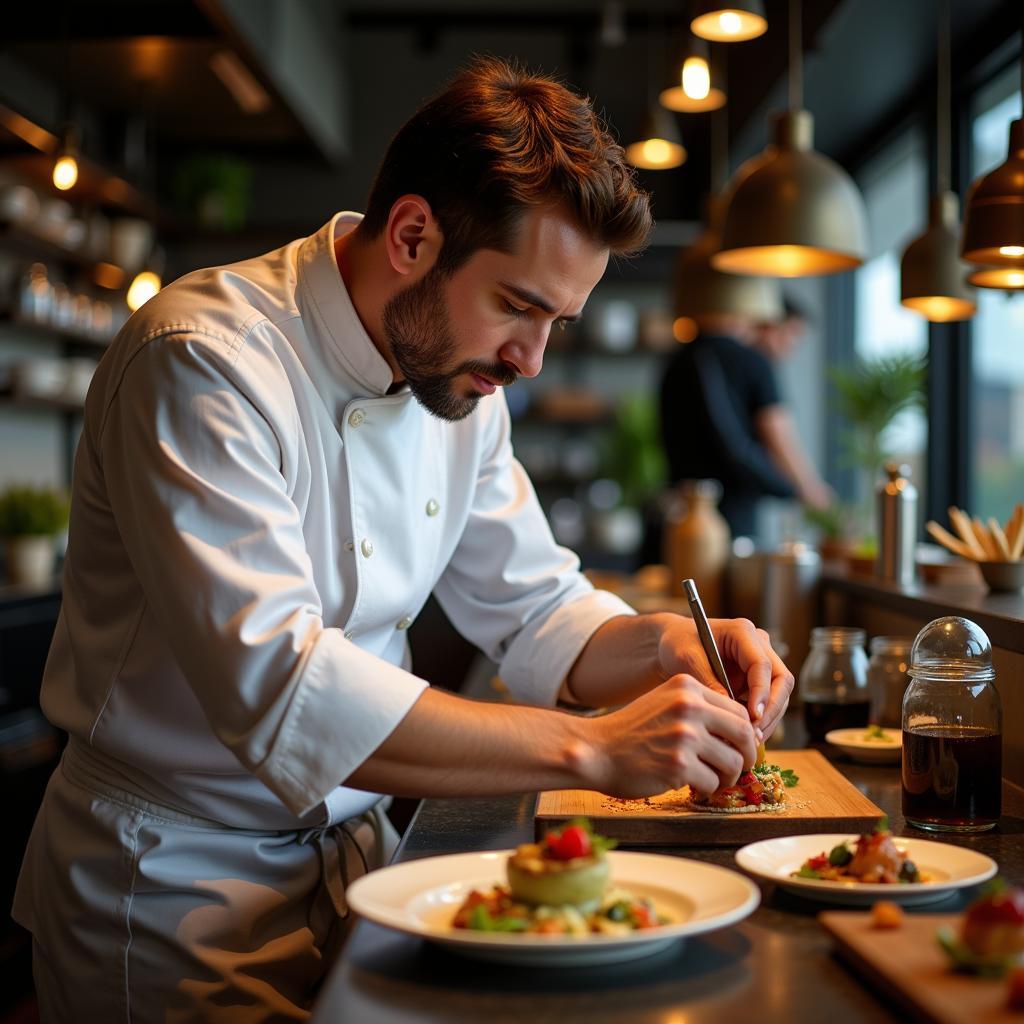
top-left (346, 849), bottom-right (760, 967)
top-left (735, 833), bottom-right (997, 906)
top-left (825, 727), bottom-right (903, 764)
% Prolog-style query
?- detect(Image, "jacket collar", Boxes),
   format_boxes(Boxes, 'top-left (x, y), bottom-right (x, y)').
top-left (297, 213), bottom-right (397, 398)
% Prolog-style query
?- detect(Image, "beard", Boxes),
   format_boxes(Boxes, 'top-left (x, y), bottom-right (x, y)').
top-left (381, 265), bottom-right (517, 422)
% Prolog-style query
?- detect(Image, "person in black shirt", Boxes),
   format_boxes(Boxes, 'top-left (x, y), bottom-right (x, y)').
top-left (659, 311), bottom-right (832, 539)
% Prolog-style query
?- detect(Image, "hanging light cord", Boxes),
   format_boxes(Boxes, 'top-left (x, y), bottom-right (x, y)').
top-left (788, 0), bottom-right (802, 110)
top-left (937, 0), bottom-right (951, 195)
top-left (711, 47), bottom-right (729, 191)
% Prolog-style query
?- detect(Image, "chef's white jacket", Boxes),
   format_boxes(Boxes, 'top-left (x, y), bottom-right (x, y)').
top-left (41, 212), bottom-right (634, 829)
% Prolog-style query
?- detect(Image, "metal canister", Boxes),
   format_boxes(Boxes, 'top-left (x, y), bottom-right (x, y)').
top-left (759, 540), bottom-right (821, 678)
top-left (876, 462), bottom-right (917, 586)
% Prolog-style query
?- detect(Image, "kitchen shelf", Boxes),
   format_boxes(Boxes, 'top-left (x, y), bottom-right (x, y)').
top-left (0, 221), bottom-right (98, 272)
top-left (0, 311), bottom-right (111, 350)
top-left (0, 389), bottom-right (84, 413)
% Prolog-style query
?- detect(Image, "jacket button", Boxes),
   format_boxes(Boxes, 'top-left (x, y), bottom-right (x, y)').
top-left (396, 616), bottom-right (413, 630)
top-left (360, 538), bottom-right (374, 558)
top-left (425, 498), bottom-right (440, 517)
top-left (348, 408), bottom-right (365, 428)
top-left (343, 539), bottom-right (354, 552)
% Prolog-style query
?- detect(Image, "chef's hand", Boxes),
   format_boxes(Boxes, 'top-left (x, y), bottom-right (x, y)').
top-left (587, 675), bottom-right (757, 798)
top-left (656, 615), bottom-right (794, 741)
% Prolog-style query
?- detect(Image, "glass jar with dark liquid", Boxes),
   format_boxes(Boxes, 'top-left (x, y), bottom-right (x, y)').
top-left (902, 616), bottom-right (1002, 833)
top-left (798, 627), bottom-right (870, 741)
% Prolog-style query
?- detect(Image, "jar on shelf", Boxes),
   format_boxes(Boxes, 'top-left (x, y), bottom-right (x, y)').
top-left (798, 626), bottom-right (870, 741)
top-left (18, 263), bottom-right (52, 322)
top-left (867, 635), bottom-right (913, 727)
top-left (664, 479), bottom-right (730, 614)
top-left (902, 616), bottom-right (1002, 833)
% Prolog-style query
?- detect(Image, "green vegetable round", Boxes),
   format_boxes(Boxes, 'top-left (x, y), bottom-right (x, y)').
top-left (507, 857), bottom-right (610, 910)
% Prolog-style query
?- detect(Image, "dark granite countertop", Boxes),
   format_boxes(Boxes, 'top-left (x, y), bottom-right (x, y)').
top-left (312, 743), bottom-right (1024, 1024)
top-left (821, 571), bottom-right (1024, 652)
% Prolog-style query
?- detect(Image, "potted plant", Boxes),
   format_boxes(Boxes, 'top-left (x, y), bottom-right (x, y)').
top-left (0, 484), bottom-right (69, 585)
top-left (596, 394), bottom-right (666, 556)
top-left (816, 352), bottom-right (926, 568)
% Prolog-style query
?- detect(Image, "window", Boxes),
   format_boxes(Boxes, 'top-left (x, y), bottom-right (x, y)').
top-left (850, 129), bottom-right (929, 503)
top-left (969, 63), bottom-right (1024, 520)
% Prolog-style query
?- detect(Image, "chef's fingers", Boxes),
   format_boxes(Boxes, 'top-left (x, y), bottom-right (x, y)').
top-left (699, 694), bottom-right (758, 770)
top-left (753, 629), bottom-right (795, 739)
top-left (713, 617), bottom-right (774, 723)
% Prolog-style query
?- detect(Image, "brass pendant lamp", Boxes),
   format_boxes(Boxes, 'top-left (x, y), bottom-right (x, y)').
top-left (625, 104), bottom-right (687, 170)
top-left (900, 0), bottom-right (976, 321)
top-left (627, 21), bottom-right (687, 170)
top-left (690, 1), bottom-right (767, 43)
top-left (712, 0), bottom-right (868, 278)
top-left (660, 36), bottom-right (727, 113)
top-left (675, 106), bottom-right (782, 324)
top-left (961, 10), bottom-right (1024, 284)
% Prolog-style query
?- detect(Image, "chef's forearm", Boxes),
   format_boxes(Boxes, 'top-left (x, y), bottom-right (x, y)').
top-left (343, 686), bottom-right (606, 796)
top-left (562, 613), bottom-right (669, 708)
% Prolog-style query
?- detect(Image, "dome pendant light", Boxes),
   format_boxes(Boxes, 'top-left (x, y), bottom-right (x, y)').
top-left (627, 24), bottom-right (687, 171)
top-left (690, 1), bottom-right (767, 43)
top-left (961, 6), bottom-right (1024, 271)
top-left (712, 0), bottom-right (868, 277)
top-left (900, 0), bottom-right (976, 321)
top-left (675, 104), bottom-right (780, 321)
top-left (660, 36), bottom-right (727, 113)
top-left (625, 104), bottom-right (687, 170)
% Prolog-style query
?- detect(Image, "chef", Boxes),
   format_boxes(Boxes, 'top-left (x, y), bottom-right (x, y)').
top-left (14, 57), bottom-right (793, 1022)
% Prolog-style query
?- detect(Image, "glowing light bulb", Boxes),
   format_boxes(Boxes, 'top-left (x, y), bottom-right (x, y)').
top-left (998, 245), bottom-right (1024, 257)
top-left (126, 270), bottom-right (161, 311)
top-left (643, 138), bottom-right (672, 165)
top-left (52, 154), bottom-right (79, 191)
top-left (682, 57), bottom-right (711, 100)
top-left (718, 11), bottom-right (742, 35)
top-left (672, 316), bottom-right (698, 343)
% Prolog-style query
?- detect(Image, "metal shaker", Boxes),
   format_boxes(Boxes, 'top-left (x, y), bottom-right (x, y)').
top-left (876, 462), bottom-right (917, 586)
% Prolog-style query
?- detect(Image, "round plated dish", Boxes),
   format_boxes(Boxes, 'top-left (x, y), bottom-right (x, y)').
top-left (826, 726), bottom-right (902, 764)
top-left (735, 834), bottom-right (996, 907)
top-left (346, 849), bottom-right (760, 967)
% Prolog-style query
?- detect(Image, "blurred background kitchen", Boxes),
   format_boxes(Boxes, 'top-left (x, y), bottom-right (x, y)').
top-left (0, 0), bottom-right (1023, 1014)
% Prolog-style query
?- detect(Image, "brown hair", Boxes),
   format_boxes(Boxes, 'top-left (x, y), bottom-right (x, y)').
top-left (361, 56), bottom-right (652, 274)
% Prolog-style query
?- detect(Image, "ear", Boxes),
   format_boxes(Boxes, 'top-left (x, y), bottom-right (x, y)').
top-left (384, 195), bottom-right (443, 278)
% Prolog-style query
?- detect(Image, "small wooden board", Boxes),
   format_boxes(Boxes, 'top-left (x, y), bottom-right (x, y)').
top-left (821, 911), bottom-right (1018, 1024)
top-left (535, 749), bottom-right (884, 846)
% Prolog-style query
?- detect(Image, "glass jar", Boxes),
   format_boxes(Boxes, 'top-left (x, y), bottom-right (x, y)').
top-left (798, 627), bottom-right (870, 741)
top-left (867, 636), bottom-right (913, 727)
top-left (902, 616), bottom-right (1002, 833)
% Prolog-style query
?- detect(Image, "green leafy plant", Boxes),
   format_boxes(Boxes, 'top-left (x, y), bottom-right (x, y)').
top-left (0, 485), bottom-right (69, 537)
top-left (600, 394), bottom-right (666, 507)
top-left (829, 353), bottom-right (926, 476)
top-left (817, 353), bottom-right (927, 542)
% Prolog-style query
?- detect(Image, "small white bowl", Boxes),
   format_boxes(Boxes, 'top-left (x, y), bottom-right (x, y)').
top-left (825, 727), bottom-right (902, 764)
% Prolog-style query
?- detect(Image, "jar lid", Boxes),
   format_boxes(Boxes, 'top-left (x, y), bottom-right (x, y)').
top-left (810, 626), bottom-right (866, 649)
top-left (908, 616), bottom-right (994, 681)
top-left (870, 635), bottom-right (913, 656)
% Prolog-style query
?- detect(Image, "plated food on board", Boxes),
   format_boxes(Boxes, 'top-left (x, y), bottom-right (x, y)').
top-left (452, 820), bottom-right (670, 936)
top-left (683, 743), bottom-right (799, 813)
top-left (793, 818), bottom-right (927, 884)
top-left (938, 881), bottom-right (1024, 978)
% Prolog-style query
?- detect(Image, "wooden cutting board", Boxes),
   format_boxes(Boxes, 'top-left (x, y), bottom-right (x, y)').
top-left (821, 911), bottom-right (1018, 1023)
top-left (535, 749), bottom-right (884, 845)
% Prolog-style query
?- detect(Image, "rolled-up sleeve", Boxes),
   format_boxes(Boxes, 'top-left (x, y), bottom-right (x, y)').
top-left (100, 334), bottom-right (427, 816)
top-left (432, 397), bottom-right (635, 707)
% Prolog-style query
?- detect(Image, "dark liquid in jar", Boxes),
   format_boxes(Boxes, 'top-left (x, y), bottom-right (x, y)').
top-left (902, 725), bottom-right (1002, 828)
top-left (802, 699), bottom-right (871, 741)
